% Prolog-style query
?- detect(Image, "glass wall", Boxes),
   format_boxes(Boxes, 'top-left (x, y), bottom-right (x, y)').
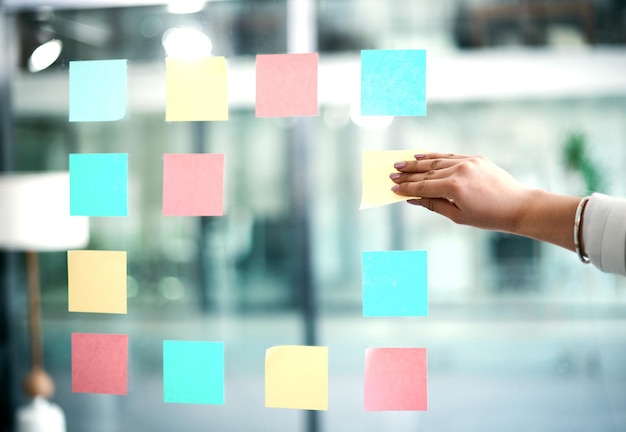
top-left (3, 1), bottom-right (626, 431)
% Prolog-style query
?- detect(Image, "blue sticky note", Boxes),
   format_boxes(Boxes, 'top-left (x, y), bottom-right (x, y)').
top-left (362, 250), bottom-right (428, 317)
top-left (69, 153), bottom-right (128, 216)
top-left (163, 340), bottom-right (225, 405)
top-left (361, 49), bottom-right (426, 116)
top-left (69, 59), bottom-right (127, 122)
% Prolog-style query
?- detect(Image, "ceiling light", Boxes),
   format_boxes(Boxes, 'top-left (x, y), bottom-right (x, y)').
top-left (28, 39), bottom-right (62, 73)
top-left (162, 28), bottom-right (212, 60)
top-left (168, 0), bottom-right (206, 14)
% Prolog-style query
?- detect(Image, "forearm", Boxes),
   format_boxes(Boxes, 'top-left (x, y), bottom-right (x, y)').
top-left (511, 189), bottom-right (580, 252)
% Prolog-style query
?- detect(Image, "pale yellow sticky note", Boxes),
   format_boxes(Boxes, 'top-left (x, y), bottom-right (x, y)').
top-left (68, 250), bottom-right (127, 314)
top-left (166, 56), bottom-right (228, 122)
top-left (360, 150), bottom-right (425, 209)
top-left (265, 345), bottom-right (328, 411)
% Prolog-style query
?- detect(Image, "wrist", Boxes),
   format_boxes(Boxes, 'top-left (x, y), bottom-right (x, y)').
top-left (512, 189), bottom-right (581, 251)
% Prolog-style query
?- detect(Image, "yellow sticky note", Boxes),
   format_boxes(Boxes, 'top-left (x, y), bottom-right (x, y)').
top-left (265, 345), bottom-right (328, 411)
top-left (166, 56), bottom-right (228, 122)
top-left (360, 150), bottom-right (425, 210)
top-left (68, 250), bottom-right (127, 314)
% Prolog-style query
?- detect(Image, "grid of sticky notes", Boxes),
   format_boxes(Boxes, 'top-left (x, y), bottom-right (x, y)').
top-left (358, 50), bottom-right (429, 411)
top-left (64, 50), bottom-right (428, 411)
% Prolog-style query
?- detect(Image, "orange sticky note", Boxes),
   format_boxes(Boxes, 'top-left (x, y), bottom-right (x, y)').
top-left (166, 56), bottom-right (228, 121)
top-left (265, 345), bottom-right (328, 410)
top-left (360, 150), bottom-right (424, 209)
top-left (72, 332), bottom-right (128, 395)
top-left (256, 53), bottom-right (318, 118)
top-left (68, 250), bottom-right (127, 314)
top-left (364, 347), bottom-right (428, 411)
top-left (162, 153), bottom-right (224, 216)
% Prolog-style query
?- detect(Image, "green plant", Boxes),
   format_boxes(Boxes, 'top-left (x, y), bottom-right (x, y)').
top-left (563, 132), bottom-right (605, 194)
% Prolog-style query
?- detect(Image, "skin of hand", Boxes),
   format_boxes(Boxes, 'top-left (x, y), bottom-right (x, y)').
top-left (390, 152), bottom-right (582, 252)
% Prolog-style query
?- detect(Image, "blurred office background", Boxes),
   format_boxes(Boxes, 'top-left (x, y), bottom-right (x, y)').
top-left (1, 0), bottom-right (626, 431)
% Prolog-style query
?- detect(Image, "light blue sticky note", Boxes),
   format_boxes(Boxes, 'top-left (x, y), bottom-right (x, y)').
top-left (362, 250), bottom-right (428, 317)
top-left (361, 49), bottom-right (426, 116)
top-left (69, 59), bottom-right (127, 122)
top-left (69, 153), bottom-right (128, 216)
top-left (163, 340), bottom-right (225, 405)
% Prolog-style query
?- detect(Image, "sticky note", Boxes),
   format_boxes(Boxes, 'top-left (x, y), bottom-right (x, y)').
top-left (360, 150), bottom-right (424, 209)
top-left (69, 59), bottom-right (127, 122)
top-left (265, 345), bottom-right (328, 411)
top-left (162, 153), bottom-right (224, 216)
top-left (163, 340), bottom-right (225, 405)
top-left (364, 348), bottom-right (428, 411)
top-left (68, 250), bottom-right (127, 314)
top-left (256, 53), bottom-right (318, 117)
top-left (361, 49), bottom-right (426, 116)
top-left (166, 56), bottom-right (228, 121)
top-left (72, 333), bottom-right (128, 395)
top-left (69, 153), bottom-right (128, 216)
top-left (362, 250), bottom-right (428, 317)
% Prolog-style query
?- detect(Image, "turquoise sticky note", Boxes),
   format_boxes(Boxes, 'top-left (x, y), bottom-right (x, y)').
top-left (69, 153), bottom-right (128, 216)
top-left (69, 59), bottom-right (127, 122)
top-left (361, 49), bottom-right (426, 116)
top-left (163, 340), bottom-right (225, 405)
top-left (362, 250), bottom-right (428, 317)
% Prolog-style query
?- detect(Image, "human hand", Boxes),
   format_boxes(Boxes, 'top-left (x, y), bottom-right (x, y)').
top-left (390, 152), bottom-right (533, 233)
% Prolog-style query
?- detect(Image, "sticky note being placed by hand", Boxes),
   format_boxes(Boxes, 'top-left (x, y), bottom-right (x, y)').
top-left (69, 59), bottom-right (127, 122)
top-left (162, 153), bottom-right (224, 216)
top-left (163, 340), bottom-right (225, 405)
top-left (364, 347), bottom-right (428, 411)
top-left (72, 333), bottom-right (128, 395)
top-left (256, 53), bottom-right (318, 117)
top-left (360, 150), bottom-right (423, 209)
top-left (265, 345), bottom-right (328, 411)
top-left (362, 250), bottom-right (428, 317)
top-left (166, 57), bottom-right (228, 121)
top-left (68, 250), bottom-right (127, 314)
top-left (69, 153), bottom-right (128, 216)
top-left (361, 49), bottom-right (426, 116)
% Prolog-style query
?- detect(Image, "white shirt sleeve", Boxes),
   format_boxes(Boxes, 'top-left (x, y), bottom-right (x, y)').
top-left (582, 193), bottom-right (626, 276)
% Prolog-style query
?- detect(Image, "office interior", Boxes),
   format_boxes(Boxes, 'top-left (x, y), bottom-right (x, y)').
top-left (1, 0), bottom-right (626, 431)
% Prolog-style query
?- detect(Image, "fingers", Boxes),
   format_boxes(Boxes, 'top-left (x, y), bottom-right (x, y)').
top-left (393, 153), bottom-right (470, 174)
top-left (408, 198), bottom-right (462, 222)
top-left (391, 177), bottom-right (456, 199)
top-left (390, 163), bottom-right (459, 184)
top-left (415, 152), bottom-right (469, 160)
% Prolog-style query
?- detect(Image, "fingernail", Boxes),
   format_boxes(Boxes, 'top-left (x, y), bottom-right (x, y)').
top-left (389, 173), bottom-right (401, 180)
top-left (415, 154), bottom-right (426, 159)
top-left (393, 161), bottom-right (406, 169)
top-left (391, 185), bottom-right (399, 192)
top-left (407, 199), bottom-right (422, 206)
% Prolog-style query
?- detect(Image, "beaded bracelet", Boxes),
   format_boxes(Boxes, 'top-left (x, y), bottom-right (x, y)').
top-left (574, 195), bottom-right (591, 263)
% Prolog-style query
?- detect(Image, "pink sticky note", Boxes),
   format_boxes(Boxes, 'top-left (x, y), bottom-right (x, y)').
top-left (72, 333), bottom-right (128, 395)
top-left (256, 53), bottom-right (318, 117)
top-left (364, 347), bottom-right (428, 411)
top-left (163, 153), bottom-right (224, 216)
